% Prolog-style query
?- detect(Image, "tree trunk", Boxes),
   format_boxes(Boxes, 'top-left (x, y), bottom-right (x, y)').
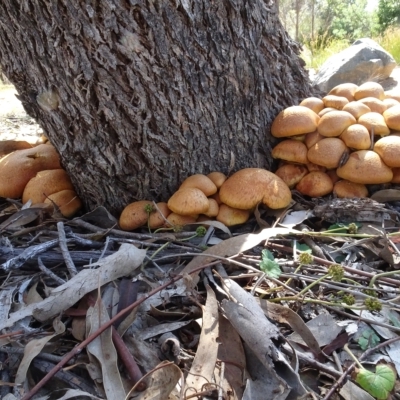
top-left (0, 0), bottom-right (313, 215)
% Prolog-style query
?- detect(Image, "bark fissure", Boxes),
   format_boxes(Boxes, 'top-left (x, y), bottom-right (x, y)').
top-left (0, 0), bottom-right (314, 214)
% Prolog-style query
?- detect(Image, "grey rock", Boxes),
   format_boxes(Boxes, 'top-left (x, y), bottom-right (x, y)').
top-left (312, 38), bottom-right (396, 93)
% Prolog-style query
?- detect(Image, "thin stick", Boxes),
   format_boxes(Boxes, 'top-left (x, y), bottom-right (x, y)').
top-left (57, 222), bottom-right (78, 276)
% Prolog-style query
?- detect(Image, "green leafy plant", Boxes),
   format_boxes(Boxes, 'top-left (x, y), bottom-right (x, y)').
top-left (259, 249), bottom-right (282, 279)
top-left (344, 344), bottom-right (396, 399)
top-left (356, 365), bottom-right (396, 400)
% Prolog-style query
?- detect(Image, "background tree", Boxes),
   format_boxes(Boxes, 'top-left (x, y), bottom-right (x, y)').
top-left (0, 1), bottom-right (313, 215)
top-left (377, 0), bottom-right (400, 32)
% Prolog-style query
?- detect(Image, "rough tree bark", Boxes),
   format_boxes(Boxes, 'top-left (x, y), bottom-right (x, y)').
top-left (0, 1), bottom-right (314, 214)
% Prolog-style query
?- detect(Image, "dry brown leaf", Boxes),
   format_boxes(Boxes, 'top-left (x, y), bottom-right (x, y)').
top-left (86, 298), bottom-right (126, 399)
top-left (185, 284), bottom-right (219, 396)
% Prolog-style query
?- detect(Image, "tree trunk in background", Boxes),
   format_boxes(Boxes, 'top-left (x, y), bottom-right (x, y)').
top-left (0, 0), bottom-right (313, 215)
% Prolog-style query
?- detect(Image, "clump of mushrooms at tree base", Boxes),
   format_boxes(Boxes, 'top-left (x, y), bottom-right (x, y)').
top-left (3, 80), bottom-right (400, 231)
top-left (0, 141), bottom-right (82, 217)
top-left (271, 81), bottom-right (400, 198)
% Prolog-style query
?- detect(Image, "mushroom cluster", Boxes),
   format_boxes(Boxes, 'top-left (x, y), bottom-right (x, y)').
top-left (271, 81), bottom-right (400, 198)
top-left (0, 143), bottom-right (82, 217)
top-left (119, 168), bottom-right (292, 230)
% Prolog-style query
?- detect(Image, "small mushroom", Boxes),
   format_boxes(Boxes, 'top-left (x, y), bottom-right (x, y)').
top-left (216, 204), bottom-right (251, 227)
top-left (219, 168), bottom-right (291, 210)
top-left (374, 135), bottom-right (400, 168)
top-left (44, 189), bottom-right (82, 218)
top-left (271, 106), bottom-right (319, 138)
top-left (149, 202), bottom-right (171, 229)
top-left (336, 150), bottom-right (393, 184)
top-left (204, 198), bottom-right (219, 218)
top-left (304, 131), bottom-right (324, 148)
top-left (168, 187), bottom-right (210, 215)
top-left (383, 104), bottom-right (400, 130)
top-left (165, 213), bottom-right (198, 227)
top-left (275, 164), bottom-right (308, 188)
top-left (179, 174), bottom-right (217, 196)
top-left (342, 101), bottom-right (371, 119)
top-left (357, 97), bottom-right (387, 114)
top-left (307, 137), bottom-right (349, 169)
top-left (119, 200), bottom-right (154, 231)
top-left (340, 124), bottom-right (371, 150)
top-left (333, 180), bottom-right (368, 198)
top-left (22, 169), bottom-right (74, 204)
top-left (354, 82), bottom-right (385, 100)
top-left (0, 140), bottom-right (32, 157)
top-left (328, 83), bottom-right (358, 101)
top-left (271, 139), bottom-right (308, 164)
top-left (296, 171), bottom-right (333, 197)
top-left (206, 172), bottom-right (227, 188)
top-left (322, 95), bottom-right (349, 109)
top-left (317, 110), bottom-right (356, 137)
top-left (358, 112), bottom-right (390, 136)
top-left (299, 97), bottom-right (325, 114)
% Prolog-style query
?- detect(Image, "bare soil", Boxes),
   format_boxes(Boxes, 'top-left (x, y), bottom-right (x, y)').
top-left (1, 68), bottom-right (399, 143)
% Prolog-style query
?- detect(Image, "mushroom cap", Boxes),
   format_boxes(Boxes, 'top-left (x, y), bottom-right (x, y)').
top-left (307, 137), bottom-right (349, 169)
top-left (322, 95), bottom-right (349, 109)
top-left (333, 180), bottom-right (368, 198)
top-left (340, 124), bottom-right (371, 150)
top-left (44, 189), bottom-right (82, 218)
top-left (374, 135), bottom-right (400, 167)
top-left (342, 101), bottom-right (371, 119)
top-left (204, 198), bottom-right (219, 217)
top-left (22, 169), bottom-right (74, 204)
top-left (358, 112), bottom-right (390, 136)
top-left (354, 82), bottom-right (385, 100)
top-left (219, 168), bottom-right (292, 210)
top-left (271, 139), bottom-right (308, 164)
top-left (326, 169), bottom-right (340, 184)
top-left (0, 143), bottom-right (61, 199)
top-left (357, 97), bottom-right (387, 114)
top-left (168, 187), bottom-right (210, 215)
top-left (296, 171), bottom-right (333, 197)
top-left (318, 107), bottom-right (336, 117)
top-left (328, 83), bottom-right (358, 101)
top-left (179, 174), bottom-right (217, 196)
top-left (274, 164), bottom-right (308, 188)
top-left (148, 202), bottom-right (171, 229)
top-left (304, 131), bottom-right (324, 148)
top-left (306, 162), bottom-right (326, 172)
top-left (119, 200), bottom-right (153, 230)
top-left (385, 90), bottom-right (400, 102)
top-left (206, 172), bottom-right (227, 189)
top-left (383, 98), bottom-right (400, 109)
top-left (299, 97), bottom-right (325, 114)
top-left (383, 104), bottom-right (400, 130)
top-left (271, 106), bottom-right (319, 138)
top-left (336, 150), bottom-right (393, 184)
top-left (317, 110), bottom-right (356, 137)
top-left (216, 204), bottom-right (251, 227)
top-left (0, 140), bottom-right (32, 157)
top-left (165, 213), bottom-right (198, 227)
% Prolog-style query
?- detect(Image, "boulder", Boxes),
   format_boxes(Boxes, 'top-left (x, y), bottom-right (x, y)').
top-left (312, 38), bottom-right (396, 93)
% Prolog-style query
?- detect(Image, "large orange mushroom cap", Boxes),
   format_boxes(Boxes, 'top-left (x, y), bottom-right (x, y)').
top-left (336, 150), bottom-right (393, 184)
top-left (168, 188), bottom-right (210, 215)
top-left (22, 169), bottom-right (74, 204)
top-left (119, 200), bottom-right (153, 230)
top-left (271, 106), bottom-right (319, 138)
top-left (0, 143), bottom-right (61, 199)
top-left (44, 189), bottom-right (82, 218)
top-left (219, 168), bottom-right (292, 210)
